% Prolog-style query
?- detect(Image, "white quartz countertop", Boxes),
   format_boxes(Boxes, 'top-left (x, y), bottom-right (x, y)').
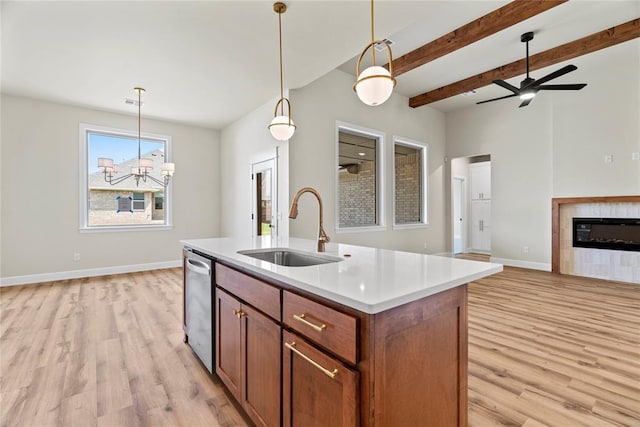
top-left (181, 237), bottom-right (503, 314)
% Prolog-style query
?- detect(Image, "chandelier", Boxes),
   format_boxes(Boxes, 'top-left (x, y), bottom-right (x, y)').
top-left (268, 2), bottom-right (296, 141)
top-left (97, 87), bottom-right (175, 187)
top-left (353, 0), bottom-right (396, 106)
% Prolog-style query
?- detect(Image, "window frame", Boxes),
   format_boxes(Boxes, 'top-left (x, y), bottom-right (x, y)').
top-left (335, 121), bottom-right (386, 233)
top-left (392, 136), bottom-right (429, 229)
top-left (79, 123), bottom-right (173, 233)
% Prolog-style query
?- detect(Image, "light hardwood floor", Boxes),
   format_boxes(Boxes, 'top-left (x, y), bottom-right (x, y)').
top-left (1, 266), bottom-right (639, 426)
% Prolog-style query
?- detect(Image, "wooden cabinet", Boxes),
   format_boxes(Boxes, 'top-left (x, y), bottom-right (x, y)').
top-left (282, 330), bottom-right (359, 427)
top-left (283, 290), bottom-right (358, 365)
top-left (215, 266), bottom-right (281, 427)
top-left (212, 261), bottom-right (468, 427)
top-left (470, 161), bottom-right (491, 200)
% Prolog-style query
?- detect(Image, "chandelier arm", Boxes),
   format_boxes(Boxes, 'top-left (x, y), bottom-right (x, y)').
top-left (108, 173), bottom-right (136, 186)
top-left (145, 174), bottom-right (169, 187)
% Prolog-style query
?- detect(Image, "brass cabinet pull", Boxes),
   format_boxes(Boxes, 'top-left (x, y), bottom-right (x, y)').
top-left (293, 313), bottom-right (326, 332)
top-left (233, 309), bottom-right (245, 318)
top-left (285, 341), bottom-right (337, 379)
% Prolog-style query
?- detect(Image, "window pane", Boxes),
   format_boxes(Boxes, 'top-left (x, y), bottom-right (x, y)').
top-left (87, 132), bottom-right (167, 226)
top-left (338, 130), bottom-right (377, 228)
top-left (395, 143), bottom-right (422, 224)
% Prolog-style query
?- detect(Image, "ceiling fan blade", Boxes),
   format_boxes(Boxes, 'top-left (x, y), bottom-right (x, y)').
top-left (518, 98), bottom-right (534, 108)
top-left (476, 93), bottom-right (518, 105)
top-left (492, 79), bottom-right (520, 94)
top-left (537, 83), bottom-right (587, 91)
top-left (532, 64), bottom-right (578, 86)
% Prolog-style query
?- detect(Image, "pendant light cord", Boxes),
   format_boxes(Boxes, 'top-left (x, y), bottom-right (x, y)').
top-left (137, 88), bottom-right (141, 164)
top-left (370, 0), bottom-right (375, 65)
top-left (278, 9), bottom-right (284, 115)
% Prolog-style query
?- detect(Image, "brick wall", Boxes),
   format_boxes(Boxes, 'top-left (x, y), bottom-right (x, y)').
top-left (395, 153), bottom-right (421, 224)
top-left (89, 190), bottom-right (163, 225)
top-left (338, 161), bottom-right (376, 227)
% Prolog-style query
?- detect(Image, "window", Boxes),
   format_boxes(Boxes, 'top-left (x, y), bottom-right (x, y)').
top-left (132, 192), bottom-right (145, 211)
top-left (79, 123), bottom-right (173, 231)
top-left (393, 137), bottom-right (428, 227)
top-left (154, 193), bottom-right (164, 210)
top-left (336, 122), bottom-right (384, 231)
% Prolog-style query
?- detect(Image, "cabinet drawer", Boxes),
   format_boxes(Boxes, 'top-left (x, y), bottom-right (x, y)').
top-left (283, 291), bottom-right (357, 364)
top-left (216, 263), bottom-right (280, 320)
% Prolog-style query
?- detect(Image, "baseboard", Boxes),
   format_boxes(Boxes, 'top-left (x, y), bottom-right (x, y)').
top-left (0, 260), bottom-right (183, 287)
top-left (490, 257), bottom-right (551, 272)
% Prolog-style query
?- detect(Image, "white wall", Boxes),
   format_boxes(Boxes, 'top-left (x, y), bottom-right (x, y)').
top-left (445, 41), bottom-right (640, 268)
top-left (1, 94), bottom-right (220, 281)
top-left (219, 94), bottom-right (289, 239)
top-left (288, 69), bottom-right (447, 254)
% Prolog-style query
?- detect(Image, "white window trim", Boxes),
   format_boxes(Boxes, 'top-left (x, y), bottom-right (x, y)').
top-left (79, 123), bottom-right (173, 233)
top-left (335, 121), bottom-right (386, 233)
top-left (392, 135), bottom-right (429, 229)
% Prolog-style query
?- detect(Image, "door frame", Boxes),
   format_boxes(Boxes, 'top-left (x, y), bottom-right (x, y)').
top-left (451, 175), bottom-right (467, 254)
top-left (251, 158), bottom-right (277, 238)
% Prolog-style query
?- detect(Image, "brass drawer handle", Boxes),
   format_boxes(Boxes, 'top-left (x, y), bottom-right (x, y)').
top-left (293, 313), bottom-right (326, 332)
top-left (285, 341), bottom-right (337, 379)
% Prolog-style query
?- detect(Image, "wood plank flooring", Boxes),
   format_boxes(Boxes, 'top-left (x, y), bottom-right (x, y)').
top-left (1, 266), bottom-right (639, 426)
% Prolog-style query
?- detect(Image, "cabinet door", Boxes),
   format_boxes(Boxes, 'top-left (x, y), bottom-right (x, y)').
top-left (282, 331), bottom-right (358, 427)
top-left (470, 200), bottom-right (491, 251)
top-left (470, 162), bottom-right (491, 200)
top-left (216, 289), bottom-right (242, 402)
top-left (243, 305), bottom-right (281, 427)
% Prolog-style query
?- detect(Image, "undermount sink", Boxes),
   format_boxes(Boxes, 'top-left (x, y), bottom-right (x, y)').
top-left (237, 248), bottom-right (343, 267)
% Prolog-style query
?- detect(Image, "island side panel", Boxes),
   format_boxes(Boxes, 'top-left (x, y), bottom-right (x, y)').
top-left (372, 285), bottom-right (468, 427)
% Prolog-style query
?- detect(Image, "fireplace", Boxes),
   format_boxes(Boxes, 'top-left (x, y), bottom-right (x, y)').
top-left (573, 217), bottom-right (640, 252)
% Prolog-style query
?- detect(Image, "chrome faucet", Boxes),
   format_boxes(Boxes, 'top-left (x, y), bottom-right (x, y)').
top-left (289, 187), bottom-right (329, 252)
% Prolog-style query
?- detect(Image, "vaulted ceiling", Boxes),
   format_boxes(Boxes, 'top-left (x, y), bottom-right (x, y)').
top-left (2, 1), bottom-right (638, 129)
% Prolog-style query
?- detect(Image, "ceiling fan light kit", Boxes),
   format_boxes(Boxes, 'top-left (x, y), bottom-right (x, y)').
top-left (354, 0), bottom-right (397, 106)
top-left (269, 2), bottom-right (296, 141)
top-left (478, 31), bottom-right (587, 108)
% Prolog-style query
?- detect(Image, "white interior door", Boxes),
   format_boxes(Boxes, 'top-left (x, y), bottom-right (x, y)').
top-left (251, 158), bottom-right (277, 237)
top-left (452, 177), bottom-right (465, 254)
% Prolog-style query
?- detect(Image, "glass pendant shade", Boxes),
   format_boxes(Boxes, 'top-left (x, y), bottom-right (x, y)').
top-left (355, 65), bottom-right (395, 106)
top-left (269, 115), bottom-right (296, 141)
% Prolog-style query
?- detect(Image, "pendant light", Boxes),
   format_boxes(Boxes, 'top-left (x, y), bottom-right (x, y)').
top-left (98, 87), bottom-right (175, 187)
top-left (354, 0), bottom-right (396, 106)
top-left (269, 2), bottom-right (296, 141)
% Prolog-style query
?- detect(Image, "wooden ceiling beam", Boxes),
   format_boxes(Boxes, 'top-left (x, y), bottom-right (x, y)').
top-left (409, 18), bottom-right (640, 108)
top-left (391, 0), bottom-right (568, 77)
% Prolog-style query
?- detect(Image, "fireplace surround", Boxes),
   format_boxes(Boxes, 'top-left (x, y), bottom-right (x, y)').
top-left (552, 196), bottom-right (640, 284)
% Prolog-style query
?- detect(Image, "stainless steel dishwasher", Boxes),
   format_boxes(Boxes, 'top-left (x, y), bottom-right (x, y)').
top-left (184, 248), bottom-right (214, 373)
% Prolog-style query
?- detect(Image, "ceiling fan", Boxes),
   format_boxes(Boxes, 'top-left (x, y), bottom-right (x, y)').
top-left (477, 32), bottom-right (587, 108)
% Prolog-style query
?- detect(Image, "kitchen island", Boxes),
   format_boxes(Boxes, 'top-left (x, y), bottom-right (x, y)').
top-left (181, 236), bottom-right (502, 427)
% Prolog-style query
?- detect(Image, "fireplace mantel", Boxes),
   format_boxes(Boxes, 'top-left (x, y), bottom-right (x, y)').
top-left (551, 195), bottom-right (640, 273)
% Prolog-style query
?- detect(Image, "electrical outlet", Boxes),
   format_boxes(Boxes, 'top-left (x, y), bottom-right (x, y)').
top-left (632, 152), bottom-right (640, 161)
top-left (523, 246), bottom-right (529, 254)
top-left (604, 154), bottom-right (613, 163)
top-left (73, 253), bottom-right (80, 261)
top-left (423, 243), bottom-right (428, 249)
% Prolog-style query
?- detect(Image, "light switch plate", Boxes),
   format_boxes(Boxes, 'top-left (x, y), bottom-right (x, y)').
top-left (632, 152), bottom-right (640, 161)
top-left (604, 154), bottom-right (613, 163)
